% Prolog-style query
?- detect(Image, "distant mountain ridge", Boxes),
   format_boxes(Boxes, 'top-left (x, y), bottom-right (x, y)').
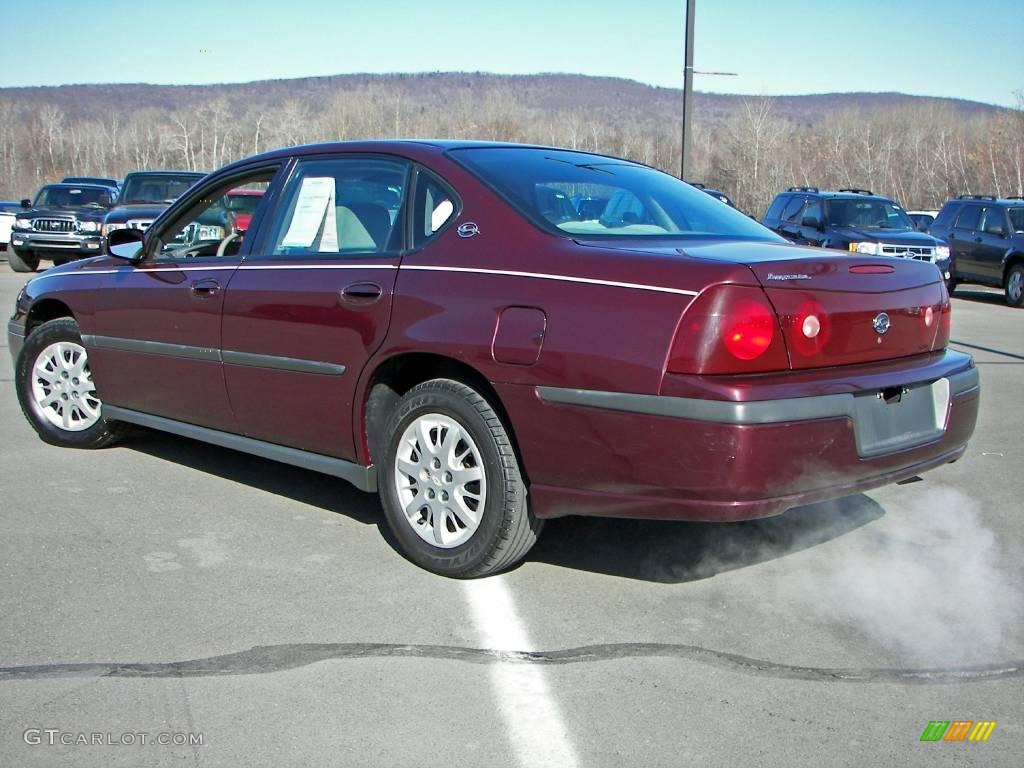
top-left (0, 72), bottom-right (1006, 126)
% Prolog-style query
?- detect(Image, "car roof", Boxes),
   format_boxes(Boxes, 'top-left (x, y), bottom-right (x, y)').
top-left (39, 182), bottom-right (117, 191)
top-left (221, 139), bottom-right (646, 169)
top-left (122, 170), bottom-right (206, 178)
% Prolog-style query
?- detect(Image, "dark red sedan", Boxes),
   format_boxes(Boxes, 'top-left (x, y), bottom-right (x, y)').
top-left (7, 141), bottom-right (979, 577)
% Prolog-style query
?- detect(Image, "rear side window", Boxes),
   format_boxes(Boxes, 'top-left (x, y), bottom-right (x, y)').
top-left (412, 170), bottom-right (458, 249)
top-left (263, 157), bottom-right (408, 258)
top-left (1009, 207), bottom-right (1024, 232)
top-left (955, 205), bottom-right (982, 230)
top-left (931, 203), bottom-right (959, 231)
top-left (980, 207), bottom-right (1007, 235)
top-left (763, 195), bottom-right (789, 223)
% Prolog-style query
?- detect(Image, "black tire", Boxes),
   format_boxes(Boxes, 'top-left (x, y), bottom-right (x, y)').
top-left (946, 276), bottom-right (959, 295)
top-left (378, 378), bottom-right (542, 578)
top-left (15, 317), bottom-right (127, 449)
top-left (7, 247), bottom-right (39, 273)
top-left (51, 255), bottom-right (74, 267)
top-left (1005, 263), bottom-right (1024, 308)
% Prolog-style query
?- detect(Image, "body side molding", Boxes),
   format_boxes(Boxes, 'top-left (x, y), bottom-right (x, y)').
top-left (103, 406), bottom-right (376, 492)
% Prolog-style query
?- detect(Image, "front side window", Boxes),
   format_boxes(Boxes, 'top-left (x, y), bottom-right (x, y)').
top-left (450, 147), bottom-right (777, 241)
top-left (979, 207), bottom-right (1007, 235)
top-left (152, 170), bottom-right (277, 260)
top-left (263, 157), bottom-right (408, 258)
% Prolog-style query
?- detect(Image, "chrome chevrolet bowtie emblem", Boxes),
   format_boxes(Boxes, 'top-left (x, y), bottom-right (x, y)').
top-left (872, 312), bottom-right (891, 335)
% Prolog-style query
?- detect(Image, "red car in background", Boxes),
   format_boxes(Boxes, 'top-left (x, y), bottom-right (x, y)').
top-left (8, 141), bottom-right (979, 577)
top-left (225, 187), bottom-right (265, 232)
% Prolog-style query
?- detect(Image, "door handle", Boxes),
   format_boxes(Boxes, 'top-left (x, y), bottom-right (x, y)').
top-left (974, 237), bottom-right (983, 243)
top-left (340, 282), bottom-right (383, 306)
top-left (190, 278), bottom-right (221, 297)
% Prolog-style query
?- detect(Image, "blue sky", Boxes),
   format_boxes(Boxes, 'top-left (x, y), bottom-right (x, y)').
top-left (4, 0), bottom-right (1022, 106)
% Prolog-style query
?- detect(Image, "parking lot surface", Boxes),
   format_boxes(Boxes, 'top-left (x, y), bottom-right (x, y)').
top-left (1, 262), bottom-right (1021, 767)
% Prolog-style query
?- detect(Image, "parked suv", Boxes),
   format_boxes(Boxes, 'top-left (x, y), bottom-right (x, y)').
top-left (763, 187), bottom-right (951, 281)
top-left (101, 170), bottom-right (205, 238)
top-left (8, 183), bottom-right (117, 272)
top-left (929, 195), bottom-right (1024, 307)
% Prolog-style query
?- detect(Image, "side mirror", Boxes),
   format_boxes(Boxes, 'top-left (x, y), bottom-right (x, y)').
top-left (107, 227), bottom-right (145, 261)
top-left (20, 198), bottom-right (31, 209)
top-left (801, 216), bottom-right (822, 230)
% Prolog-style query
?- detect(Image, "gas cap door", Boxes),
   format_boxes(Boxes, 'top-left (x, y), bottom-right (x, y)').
top-left (492, 306), bottom-right (547, 366)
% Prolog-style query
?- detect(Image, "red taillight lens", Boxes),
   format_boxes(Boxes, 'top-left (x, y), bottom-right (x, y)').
top-left (722, 298), bottom-right (776, 360)
top-left (667, 284), bottom-right (790, 374)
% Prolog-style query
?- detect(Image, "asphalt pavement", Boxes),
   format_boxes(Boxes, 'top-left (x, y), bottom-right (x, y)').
top-left (1, 261), bottom-right (1021, 767)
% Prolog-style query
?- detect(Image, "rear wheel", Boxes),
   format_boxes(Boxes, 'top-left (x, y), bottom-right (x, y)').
top-left (378, 378), bottom-right (542, 577)
top-left (15, 317), bottom-right (126, 448)
top-left (1005, 264), bottom-right (1024, 308)
top-left (8, 247), bottom-right (39, 273)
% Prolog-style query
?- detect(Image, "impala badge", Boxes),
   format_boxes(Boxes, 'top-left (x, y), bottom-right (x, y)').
top-left (872, 312), bottom-right (891, 335)
top-left (457, 222), bottom-right (480, 239)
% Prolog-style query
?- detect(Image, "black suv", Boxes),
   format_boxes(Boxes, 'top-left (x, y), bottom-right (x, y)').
top-left (8, 183), bottom-right (117, 272)
top-left (762, 187), bottom-right (951, 280)
top-left (929, 195), bottom-right (1024, 307)
top-left (101, 171), bottom-right (205, 237)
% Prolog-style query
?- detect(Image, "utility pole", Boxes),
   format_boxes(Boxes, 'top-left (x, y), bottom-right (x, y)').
top-left (680, 1), bottom-right (737, 180)
top-left (681, 0), bottom-right (695, 180)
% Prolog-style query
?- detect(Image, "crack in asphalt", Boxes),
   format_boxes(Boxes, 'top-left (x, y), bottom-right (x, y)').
top-left (1, 643), bottom-right (1020, 684)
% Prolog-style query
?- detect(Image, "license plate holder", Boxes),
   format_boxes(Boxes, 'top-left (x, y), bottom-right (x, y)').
top-left (852, 378), bottom-right (950, 457)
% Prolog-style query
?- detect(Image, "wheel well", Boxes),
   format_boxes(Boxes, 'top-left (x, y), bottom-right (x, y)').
top-left (1005, 254), bottom-right (1024, 281)
top-left (26, 299), bottom-right (75, 333)
top-left (363, 352), bottom-right (528, 482)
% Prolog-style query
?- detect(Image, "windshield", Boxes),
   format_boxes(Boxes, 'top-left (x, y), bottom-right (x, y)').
top-left (450, 147), bottom-right (777, 240)
top-left (226, 192), bottom-right (263, 214)
top-left (33, 185), bottom-right (113, 208)
top-left (119, 174), bottom-right (202, 204)
top-left (825, 198), bottom-right (914, 230)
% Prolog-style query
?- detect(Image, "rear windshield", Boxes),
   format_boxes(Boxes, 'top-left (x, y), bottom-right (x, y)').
top-left (119, 174), bottom-right (203, 205)
top-left (449, 147), bottom-right (777, 240)
top-left (33, 185), bottom-right (113, 208)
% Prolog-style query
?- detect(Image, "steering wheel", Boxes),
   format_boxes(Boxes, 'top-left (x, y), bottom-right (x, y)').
top-left (216, 230), bottom-right (242, 258)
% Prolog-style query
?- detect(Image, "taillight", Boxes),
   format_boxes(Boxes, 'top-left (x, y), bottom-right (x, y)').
top-left (933, 297), bottom-right (951, 349)
top-left (784, 298), bottom-right (830, 359)
top-left (667, 284), bottom-right (790, 374)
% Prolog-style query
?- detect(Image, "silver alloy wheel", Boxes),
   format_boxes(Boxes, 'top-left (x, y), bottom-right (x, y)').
top-left (30, 341), bottom-right (101, 432)
top-left (393, 413), bottom-right (487, 548)
top-left (1009, 270), bottom-right (1023, 303)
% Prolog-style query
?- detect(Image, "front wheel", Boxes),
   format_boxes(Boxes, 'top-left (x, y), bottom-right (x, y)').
top-left (1005, 264), bottom-right (1024, 308)
top-left (7, 247), bottom-right (39, 273)
top-left (378, 379), bottom-right (542, 577)
top-left (15, 317), bottom-right (126, 448)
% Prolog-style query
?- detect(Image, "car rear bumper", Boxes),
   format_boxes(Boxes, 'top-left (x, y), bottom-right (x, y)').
top-left (498, 350), bottom-right (980, 521)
